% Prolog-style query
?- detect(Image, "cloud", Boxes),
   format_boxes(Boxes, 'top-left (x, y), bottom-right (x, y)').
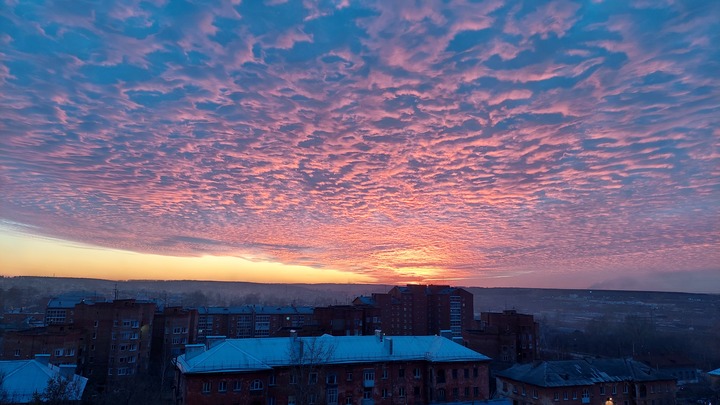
top-left (0, 0), bottom-right (718, 287)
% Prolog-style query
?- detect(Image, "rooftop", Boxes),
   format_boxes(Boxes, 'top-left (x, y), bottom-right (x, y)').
top-left (176, 334), bottom-right (491, 374)
top-left (0, 358), bottom-right (87, 403)
top-left (496, 359), bottom-right (676, 387)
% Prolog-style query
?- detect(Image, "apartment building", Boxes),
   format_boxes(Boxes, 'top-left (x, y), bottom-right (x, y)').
top-left (196, 305), bottom-right (314, 341)
top-left (465, 309), bottom-right (540, 365)
top-left (496, 359), bottom-right (677, 405)
top-left (173, 331), bottom-right (492, 405)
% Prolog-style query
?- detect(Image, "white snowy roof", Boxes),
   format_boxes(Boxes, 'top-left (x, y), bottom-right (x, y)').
top-left (709, 368), bottom-right (720, 377)
top-left (0, 359), bottom-right (87, 403)
top-left (176, 334), bottom-right (490, 374)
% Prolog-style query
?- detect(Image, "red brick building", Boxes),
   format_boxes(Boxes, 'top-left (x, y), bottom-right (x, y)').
top-left (173, 332), bottom-right (492, 405)
top-left (465, 309), bottom-right (539, 364)
top-left (496, 359), bottom-right (677, 405)
top-left (352, 285), bottom-right (474, 338)
top-left (0, 325), bottom-right (84, 365)
top-left (72, 299), bottom-right (156, 388)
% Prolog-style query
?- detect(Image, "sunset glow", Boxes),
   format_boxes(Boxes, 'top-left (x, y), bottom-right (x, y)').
top-left (1, 1), bottom-right (718, 291)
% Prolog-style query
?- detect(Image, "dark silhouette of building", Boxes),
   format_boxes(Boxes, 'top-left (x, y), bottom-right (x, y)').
top-left (496, 358), bottom-right (677, 405)
top-left (0, 325), bottom-right (83, 365)
top-left (196, 305), bottom-right (315, 341)
top-left (352, 285), bottom-right (474, 338)
top-left (465, 309), bottom-right (539, 365)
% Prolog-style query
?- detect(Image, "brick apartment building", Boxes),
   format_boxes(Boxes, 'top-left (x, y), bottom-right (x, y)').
top-left (72, 299), bottom-right (156, 388)
top-left (1, 324), bottom-right (84, 365)
top-left (496, 359), bottom-right (677, 405)
top-left (196, 305), bottom-right (315, 341)
top-left (173, 332), bottom-right (491, 405)
top-left (352, 285), bottom-right (474, 338)
top-left (150, 306), bottom-right (199, 362)
top-left (465, 309), bottom-right (539, 365)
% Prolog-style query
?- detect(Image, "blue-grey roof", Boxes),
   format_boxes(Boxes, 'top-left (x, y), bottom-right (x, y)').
top-left (176, 334), bottom-right (491, 374)
top-left (496, 359), bottom-right (676, 388)
top-left (0, 359), bottom-right (87, 403)
top-left (709, 368), bottom-right (720, 377)
top-left (197, 305), bottom-right (314, 315)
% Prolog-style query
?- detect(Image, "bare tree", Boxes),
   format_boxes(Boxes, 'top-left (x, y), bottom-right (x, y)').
top-left (286, 336), bottom-right (335, 405)
top-left (31, 374), bottom-right (81, 405)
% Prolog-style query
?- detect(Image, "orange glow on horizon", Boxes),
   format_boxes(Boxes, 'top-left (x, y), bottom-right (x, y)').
top-left (0, 228), bottom-right (375, 284)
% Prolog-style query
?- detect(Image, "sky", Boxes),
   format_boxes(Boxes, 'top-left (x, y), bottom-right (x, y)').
top-left (1, 0), bottom-right (719, 293)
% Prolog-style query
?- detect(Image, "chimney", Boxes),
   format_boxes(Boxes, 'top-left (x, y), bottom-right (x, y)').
top-left (384, 337), bottom-right (393, 355)
top-left (59, 364), bottom-right (76, 380)
top-left (290, 329), bottom-right (298, 338)
top-left (184, 344), bottom-right (206, 361)
top-left (440, 330), bottom-right (453, 340)
top-left (35, 354), bottom-right (50, 366)
top-left (205, 335), bottom-right (226, 349)
top-left (374, 329), bottom-right (383, 342)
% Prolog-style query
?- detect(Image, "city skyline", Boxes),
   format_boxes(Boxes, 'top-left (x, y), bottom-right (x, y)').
top-left (1, 1), bottom-right (719, 292)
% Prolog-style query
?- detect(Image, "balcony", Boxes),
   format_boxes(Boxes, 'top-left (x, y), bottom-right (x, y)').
top-left (361, 400), bottom-right (374, 405)
top-left (363, 379), bottom-right (375, 388)
top-left (582, 398), bottom-right (590, 404)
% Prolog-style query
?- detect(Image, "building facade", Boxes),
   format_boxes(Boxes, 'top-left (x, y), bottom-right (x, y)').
top-left (496, 359), bottom-right (677, 405)
top-left (196, 305), bottom-right (315, 341)
top-left (174, 332), bottom-right (492, 405)
top-left (465, 309), bottom-right (539, 365)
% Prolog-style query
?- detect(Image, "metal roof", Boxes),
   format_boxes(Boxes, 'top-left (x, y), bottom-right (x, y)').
top-left (176, 334), bottom-right (491, 374)
top-left (496, 359), bottom-right (676, 388)
top-left (0, 359), bottom-right (88, 403)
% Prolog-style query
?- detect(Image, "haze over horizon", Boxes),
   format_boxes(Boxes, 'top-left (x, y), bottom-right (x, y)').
top-left (1, 1), bottom-right (719, 293)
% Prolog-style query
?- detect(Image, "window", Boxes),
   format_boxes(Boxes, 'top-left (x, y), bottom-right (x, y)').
top-left (414, 368), bottom-right (421, 379)
top-left (269, 374), bottom-right (276, 385)
top-left (173, 327), bottom-right (182, 334)
top-left (437, 388), bottom-right (446, 401)
top-left (437, 369), bottom-right (445, 383)
top-left (327, 387), bottom-right (338, 404)
top-left (465, 368), bottom-right (470, 378)
top-left (399, 387), bottom-right (406, 397)
top-left (290, 373), bottom-right (298, 384)
top-left (233, 380), bottom-right (241, 391)
top-left (172, 337), bottom-right (181, 344)
top-left (564, 391), bottom-right (569, 400)
top-left (555, 392), bottom-right (560, 401)
top-left (326, 373), bottom-right (337, 384)
top-left (268, 398), bottom-right (276, 405)
top-left (54, 348), bottom-right (64, 356)
top-left (582, 389), bottom-right (590, 399)
top-left (94, 320), bottom-right (98, 327)
top-left (382, 388), bottom-right (389, 398)
top-left (601, 386), bottom-right (606, 395)
top-left (452, 369), bottom-right (458, 379)
top-left (93, 332), bottom-right (97, 340)
top-left (288, 396), bottom-right (296, 405)
top-left (398, 368), bottom-right (405, 378)
top-left (117, 368), bottom-right (128, 375)
top-left (612, 385), bottom-right (617, 395)
top-left (128, 356), bottom-right (136, 363)
top-left (218, 381), bottom-right (227, 392)
top-left (309, 372), bottom-right (318, 384)
top-left (346, 371), bottom-right (353, 381)
top-left (533, 389), bottom-right (539, 399)
top-left (202, 382), bottom-right (211, 393)
top-left (382, 368), bottom-right (388, 379)
top-left (573, 391), bottom-right (577, 400)
top-left (14, 349), bottom-right (20, 357)
top-left (453, 387), bottom-right (459, 399)
top-left (308, 394), bottom-right (317, 404)
top-left (363, 389), bottom-right (372, 399)
top-left (474, 386), bottom-right (480, 397)
top-left (108, 368), bottom-right (113, 375)
top-left (474, 367), bottom-right (479, 377)
top-left (364, 369), bottom-right (375, 382)
top-left (131, 320), bottom-right (139, 328)
top-left (345, 397), bottom-right (353, 405)
top-left (522, 386), bottom-right (526, 396)
top-left (251, 379), bottom-right (263, 391)
top-left (624, 385), bottom-right (629, 394)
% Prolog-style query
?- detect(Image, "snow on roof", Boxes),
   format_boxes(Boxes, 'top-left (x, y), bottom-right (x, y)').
top-left (177, 334), bottom-right (490, 374)
top-left (0, 359), bottom-right (87, 403)
top-left (496, 359), bottom-right (676, 388)
top-left (709, 368), bottom-right (720, 376)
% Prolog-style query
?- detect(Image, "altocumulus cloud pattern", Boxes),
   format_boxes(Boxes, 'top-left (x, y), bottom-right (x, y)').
top-left (1, 0), bottom-right (719, 286)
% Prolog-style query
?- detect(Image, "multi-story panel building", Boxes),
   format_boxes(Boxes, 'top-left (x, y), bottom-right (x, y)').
top-left (150, 306), bottom-right (198, 363)
top-left (496, 359), bottom-right (677, 405)
top-left (196, 305), bottom-right (315, 341)
top-left (173, 332), bottom-right (492, 405)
